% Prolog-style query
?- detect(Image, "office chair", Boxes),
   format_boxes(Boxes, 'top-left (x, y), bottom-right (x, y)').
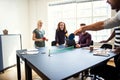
top-left (100, 43), bottom-right (112, 49)
top-left (66, 39), bottom-right (76, 47)
top-left (51, 41), bottom-right (56, 46)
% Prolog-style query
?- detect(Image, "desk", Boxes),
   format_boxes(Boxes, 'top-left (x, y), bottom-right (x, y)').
top-left (16, 46), bottom-right (116, 80)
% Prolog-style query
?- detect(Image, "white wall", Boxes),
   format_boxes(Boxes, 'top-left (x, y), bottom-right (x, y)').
top-left (0, 0), bottom-right (52, 49)
top-left (0, 0), bottom-right (30, 49)
top-left (29, 0), bottom-right (49, 47)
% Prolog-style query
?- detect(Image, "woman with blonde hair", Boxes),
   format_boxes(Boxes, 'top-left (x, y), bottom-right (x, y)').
top-left (32, 20), bottom-right (48, 48)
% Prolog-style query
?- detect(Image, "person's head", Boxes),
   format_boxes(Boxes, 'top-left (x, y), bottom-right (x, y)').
top-left (107, 0), bottom-right (120, 11)
top-left (80, 23), bottom-right (86, 33)
top-left (37, 20), bottom-right (43, 29)
top-left (57, 22), bottom-right (66, 32)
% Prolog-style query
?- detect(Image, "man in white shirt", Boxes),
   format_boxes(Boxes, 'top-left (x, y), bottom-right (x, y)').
top-left (74, 0), bottom-right (120, 80)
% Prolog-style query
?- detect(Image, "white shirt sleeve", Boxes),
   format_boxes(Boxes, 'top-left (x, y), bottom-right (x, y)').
top-left (104, 11), bottom-right (120, 29)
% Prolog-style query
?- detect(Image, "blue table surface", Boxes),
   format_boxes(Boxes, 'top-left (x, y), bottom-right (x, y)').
top-left (18, 46), bottom-right (116, 80)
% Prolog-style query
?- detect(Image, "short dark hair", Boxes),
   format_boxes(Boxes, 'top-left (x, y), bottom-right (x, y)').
top-left (80, 23), bottom-right (86, 26)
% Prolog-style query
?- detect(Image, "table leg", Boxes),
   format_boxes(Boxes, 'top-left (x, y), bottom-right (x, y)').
top-left (25, 59), bottom-right (32, 80)
top-left (81, 71), bottom-right (84, 80)
top-left (16, 54), bottom-right (21, 80)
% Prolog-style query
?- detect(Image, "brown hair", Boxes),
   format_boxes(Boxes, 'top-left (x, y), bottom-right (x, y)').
top-left (57, 22), bottom-right (66, 32)
top-left (80, 23), bottom-right (86, 26)
top-left (116, 0), bottom-right (120, 11)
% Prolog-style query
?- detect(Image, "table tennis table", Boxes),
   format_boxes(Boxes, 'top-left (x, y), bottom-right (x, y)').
top-left (16, 46), bottom-right (116, 80)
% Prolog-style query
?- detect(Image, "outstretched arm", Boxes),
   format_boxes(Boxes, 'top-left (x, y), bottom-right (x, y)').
top-left (74, 21), bottom-right (104, 35)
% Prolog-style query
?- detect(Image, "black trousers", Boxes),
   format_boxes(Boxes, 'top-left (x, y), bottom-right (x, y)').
top-left (90, 55), bottom-right (120, 80)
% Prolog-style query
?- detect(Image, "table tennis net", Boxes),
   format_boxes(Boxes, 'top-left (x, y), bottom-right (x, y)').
top-left (39, 46), bottom-right (75, 54)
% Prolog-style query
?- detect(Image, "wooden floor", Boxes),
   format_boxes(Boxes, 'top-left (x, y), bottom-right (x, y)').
top-left (0, 61), bottom-right (115, 80)
top-left (0, 63), bottom-right (42, 80)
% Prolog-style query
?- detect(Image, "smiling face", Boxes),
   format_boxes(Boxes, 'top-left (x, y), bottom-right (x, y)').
top-left (59, 22), bottom-right (65, 30)
top-left (57, 22), bottom-right (66, 31)
top-left (107, 0), bottom-right (120, 11)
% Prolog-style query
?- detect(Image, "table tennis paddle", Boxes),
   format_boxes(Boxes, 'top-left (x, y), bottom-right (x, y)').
top-left (68, 33), bottom-right (75, 40)
top-left (42, 37), bottom-right (46, 40)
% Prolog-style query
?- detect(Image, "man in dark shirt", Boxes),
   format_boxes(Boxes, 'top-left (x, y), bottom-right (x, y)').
top-left (73, 23), bottom-right (91, 79)
top-left (75, 23), bottom-right (91, 48)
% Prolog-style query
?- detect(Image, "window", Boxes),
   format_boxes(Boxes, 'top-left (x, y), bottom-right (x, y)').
top-left (48, 0), bottom-right (111, 42)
